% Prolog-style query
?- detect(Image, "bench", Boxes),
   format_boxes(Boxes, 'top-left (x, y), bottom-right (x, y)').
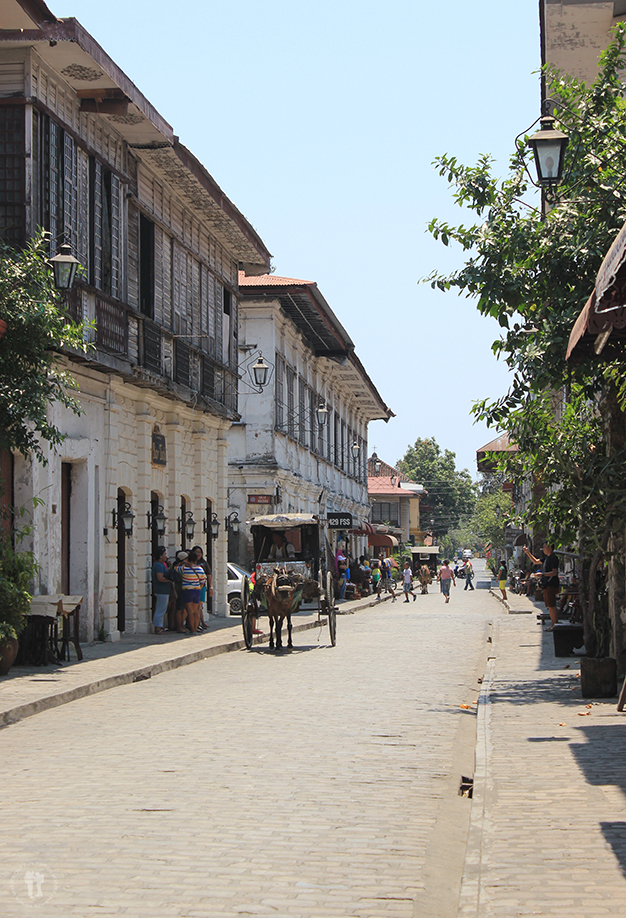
top-left (24, 595), bottom-right (83, 665)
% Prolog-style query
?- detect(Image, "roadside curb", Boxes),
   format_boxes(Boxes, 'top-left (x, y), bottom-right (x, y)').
top-left (0, 595), bottom-right (386, 729)
top-left (489, 588), bottom-right (510, 613)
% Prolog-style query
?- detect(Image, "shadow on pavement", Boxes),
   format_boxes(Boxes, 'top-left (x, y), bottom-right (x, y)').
top-left (601, 823), bottom-right (626, 879)
top-left (491, 673), bottom-right (582, 707)
top-left (569, 725), bottom-right (626, 877)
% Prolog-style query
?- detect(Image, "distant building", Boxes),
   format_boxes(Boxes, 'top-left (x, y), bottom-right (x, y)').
top-left (367, 454), bottom-right (425, 551)
top-left (228, 274), bottom-right (393, 569)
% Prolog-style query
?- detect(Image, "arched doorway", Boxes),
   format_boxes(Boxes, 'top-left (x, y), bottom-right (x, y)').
top-left (116, 487), bottom-right (127, 633)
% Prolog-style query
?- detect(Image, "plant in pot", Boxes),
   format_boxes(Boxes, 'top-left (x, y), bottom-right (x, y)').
top-left (0, 524), bottom-right (38, 676)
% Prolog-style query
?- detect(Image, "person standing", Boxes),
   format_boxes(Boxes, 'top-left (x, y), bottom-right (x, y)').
top-left (180, 549), bottom-right (207, 634)
top-left (464, 558), bottom-right (475, 591)
top-left (151, 546), bottom-right (171, 634)
top-left (402, 560), bottom-right (416, 602)
top-left (497, 560), bottom-right (508, 601)
top-left (191, 544), bottom-right (213, 631)
top-left (437, 559), bottom-right (456, 603)
top-left (523, 542), bottom-right (560, 630)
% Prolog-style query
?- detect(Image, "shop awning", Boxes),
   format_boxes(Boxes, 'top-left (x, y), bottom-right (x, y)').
top-left (368, 533), bottom-right (399, 548)
top-left (350, 521), bottom-right (375, 535)
top-left (567, 220), bottom-right (626, 362)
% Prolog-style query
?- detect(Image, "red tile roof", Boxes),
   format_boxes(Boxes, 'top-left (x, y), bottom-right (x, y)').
top-left (238, 272), bottom-right (313, 287)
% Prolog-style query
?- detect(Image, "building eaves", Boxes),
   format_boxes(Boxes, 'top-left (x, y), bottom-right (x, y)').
top-left (239, 273), bottom-right (354, 355)
top-left (0, 14), bottom-right (271, 271)
top-left (0, 0), bottom-right (56, 29)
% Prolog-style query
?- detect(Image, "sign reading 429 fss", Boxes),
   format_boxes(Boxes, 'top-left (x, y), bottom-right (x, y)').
top-left (327, 512), bottom-right (353, 529)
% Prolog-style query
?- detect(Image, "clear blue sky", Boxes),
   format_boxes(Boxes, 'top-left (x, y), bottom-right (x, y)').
top-left (59, 0), bottom-right (541, 476)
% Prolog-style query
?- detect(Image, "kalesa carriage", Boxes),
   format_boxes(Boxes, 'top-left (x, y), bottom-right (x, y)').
top-left (241, 513), bottom-right (337, 650)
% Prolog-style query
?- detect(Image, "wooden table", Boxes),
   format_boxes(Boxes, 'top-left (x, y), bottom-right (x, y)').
top-left (27, 595), bottom-right (83, 663)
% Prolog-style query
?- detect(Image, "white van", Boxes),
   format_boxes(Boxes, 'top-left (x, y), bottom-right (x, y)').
top-left (462, 549), bottom-right (473, 559)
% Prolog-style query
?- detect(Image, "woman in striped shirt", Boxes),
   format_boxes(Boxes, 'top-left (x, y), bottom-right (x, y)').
top-left (177, 549), bottom-right (207, 633)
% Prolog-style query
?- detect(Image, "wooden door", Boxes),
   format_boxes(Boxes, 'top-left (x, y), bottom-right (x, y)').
top-left (116, 488), bottom-right (126, 632)
top-left (61, 463), bottom-right (71, 594)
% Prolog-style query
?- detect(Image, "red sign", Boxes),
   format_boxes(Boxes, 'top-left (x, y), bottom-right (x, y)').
top-left (248, 494), bottom-right (273, 504)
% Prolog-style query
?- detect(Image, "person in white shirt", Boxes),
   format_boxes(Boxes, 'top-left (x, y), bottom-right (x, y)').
top-left (268, 532), bottom-right (295, 561)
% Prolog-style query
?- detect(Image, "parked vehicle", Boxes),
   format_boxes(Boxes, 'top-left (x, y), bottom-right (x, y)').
top-left (227, 562), bottom-right (251, 614)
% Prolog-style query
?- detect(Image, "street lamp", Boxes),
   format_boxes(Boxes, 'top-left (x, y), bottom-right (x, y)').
top-left (316, 403), bottom-right (328, 426)
top-left (49, 243), bottom-right (80, 291)
top-left (178, 510), bottom-right (196, 542)
top-left (113, 502), bottom-right (135, 537)
top-left (147, 505), bottom-right (167, 537)
top-left (205, 512), bottom-right (220, 539)
top-left (527, 116), bottom-right (569, 186)
top-left (371, 452), bottom-right (382, 474)
top-left (251, 354), bottom-right (270, 389)
top-left (351, 442), bottom-right (360, 460)
top-left (225, 511), bottom-right (240, 534)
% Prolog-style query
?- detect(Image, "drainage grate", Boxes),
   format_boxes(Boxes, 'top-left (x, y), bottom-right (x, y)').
top-left (459, 775), bottom-right (474, 798)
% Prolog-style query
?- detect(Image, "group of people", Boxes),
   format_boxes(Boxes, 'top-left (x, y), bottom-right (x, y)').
top-left (151, 545), bottom-right (213, 635)
top-left (335, 550), bottom-right (398, 601)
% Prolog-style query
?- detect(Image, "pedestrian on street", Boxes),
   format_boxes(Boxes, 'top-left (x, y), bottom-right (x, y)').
top-left (191, 545), bottom-right (213, 631)
top-left (379, 553), bottom-right (397, 602)
top-left (523, 542), bottom-right (560, 630)
top-left (497, 561), bottom-right (508, 601)
top-left (151, 546), bottom-right (172, 634)
top-left (402, 560), bottom-right (417, 602)
top-left (181, 549), bottom-right (207, 634)
top-left (464, 558), bottom-right (475, 591)
top-left (437, 559), bottom-right (456, 603)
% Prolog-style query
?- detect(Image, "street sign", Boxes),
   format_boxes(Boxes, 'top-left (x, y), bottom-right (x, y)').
top-left (248, 494), bottom-right (273, 504)
top-left (327, 512), bottom-right (353, 529)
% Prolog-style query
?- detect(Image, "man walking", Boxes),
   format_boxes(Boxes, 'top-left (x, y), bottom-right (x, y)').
top-left (402, 561), bottom-right (417, 602)
top-left (464, 558), bottom-right (474, 591)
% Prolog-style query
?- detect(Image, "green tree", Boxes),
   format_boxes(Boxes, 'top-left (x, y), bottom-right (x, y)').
top-left (471, 488), bottom-right (513, 556)
top-left (425, 25), bottom-right (626, 658)
top-left (397, 437), bottom-right (476, 539)
top-left (0, 233), bottom-right (89, 462)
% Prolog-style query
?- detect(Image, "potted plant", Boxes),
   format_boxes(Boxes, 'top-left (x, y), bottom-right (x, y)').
top-left (0, 525), bottom-right (38, 675)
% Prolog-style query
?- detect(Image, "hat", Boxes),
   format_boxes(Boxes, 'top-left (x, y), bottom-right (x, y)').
top-left (176, 550), bottom-right (188, 562)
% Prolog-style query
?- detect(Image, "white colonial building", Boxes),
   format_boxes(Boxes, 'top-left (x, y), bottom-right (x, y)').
top-left (227, 274), bottom-right (392, 569)
top-left (0, 1), bottom-right (271, 639)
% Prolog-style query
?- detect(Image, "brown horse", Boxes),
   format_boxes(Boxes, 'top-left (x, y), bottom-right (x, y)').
top-left (419, 565), bottom-right (432, 594)
top-left (264, 568), bottom-right (303, 649)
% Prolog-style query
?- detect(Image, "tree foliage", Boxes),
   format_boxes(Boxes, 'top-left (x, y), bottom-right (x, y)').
top-left (0, 233), bottom-right (90, 462)
top-left (425, 25), bottom-right (626, 655)
top-left (396, 436), bottom-right (476, 538)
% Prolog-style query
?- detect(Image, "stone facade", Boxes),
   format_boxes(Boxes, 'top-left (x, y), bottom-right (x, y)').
top-left (0, 9), bottom-right (270, 639)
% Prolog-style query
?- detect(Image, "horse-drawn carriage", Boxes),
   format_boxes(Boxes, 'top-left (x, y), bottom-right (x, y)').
top-left (410, 545), bottom-right (440, 594)
top-left (242, 513), bottom-right (336, 650)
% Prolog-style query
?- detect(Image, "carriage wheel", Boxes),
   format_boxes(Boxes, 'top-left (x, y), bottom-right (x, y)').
top-left (328, 603), bottom-right (337, 646)
top-left (242, 605), bottom-right (253, 650)
top-left (326, 572), bottom-right (335, 610)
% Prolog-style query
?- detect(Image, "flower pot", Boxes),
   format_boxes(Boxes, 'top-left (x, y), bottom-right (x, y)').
top-left (581, 656), bottom-right (617, 698)
top-left (0, 637), bottom-right (18, 675)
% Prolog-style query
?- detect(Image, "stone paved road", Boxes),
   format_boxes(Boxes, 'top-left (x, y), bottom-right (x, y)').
top-left (0, 584), bottom-right (497, 918)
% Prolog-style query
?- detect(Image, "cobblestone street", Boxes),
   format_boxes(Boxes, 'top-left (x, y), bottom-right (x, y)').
top-left (0, 588), bottom-right (495, 918)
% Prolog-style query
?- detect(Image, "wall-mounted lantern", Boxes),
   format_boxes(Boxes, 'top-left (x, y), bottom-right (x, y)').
top-left (113, 502), bottom-right (135, 537)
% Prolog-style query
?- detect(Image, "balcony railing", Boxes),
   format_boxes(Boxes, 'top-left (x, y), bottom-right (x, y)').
top-left (95, 295), bottom-right (126, 353)
top-left (141, 318), bottom-right (162, 375)
top-left (174, 339), bottom-right (190, 388)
